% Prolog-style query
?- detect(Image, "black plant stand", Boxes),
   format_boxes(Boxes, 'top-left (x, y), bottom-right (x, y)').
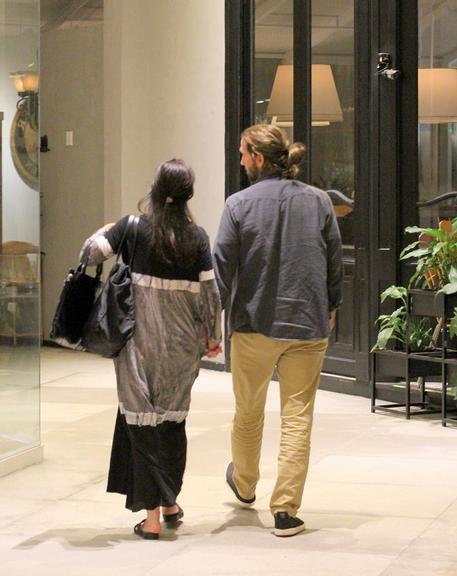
top-left (371, 289), bottom-right (457, 426)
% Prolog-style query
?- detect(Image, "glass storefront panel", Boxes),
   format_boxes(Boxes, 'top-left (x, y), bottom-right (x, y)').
top-left (255, 0), bottom-right (294, 140)
top-left (0, 0), bottom-right (40, 463)
top-left (254, 0), bottom-right (354, 245)
top-left (311, 0), bottom-right (355, 246)
top-left (418, 0), bottom-right (457, 226)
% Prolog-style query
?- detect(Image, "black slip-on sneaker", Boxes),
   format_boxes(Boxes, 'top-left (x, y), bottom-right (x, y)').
top-left (274, 511), bottom-right (306, 537)
top-left (225, 462), bottom-right (256, 507)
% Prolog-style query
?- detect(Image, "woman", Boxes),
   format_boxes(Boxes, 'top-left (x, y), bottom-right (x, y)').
top-left (81, 159), bottom-right (222, 539)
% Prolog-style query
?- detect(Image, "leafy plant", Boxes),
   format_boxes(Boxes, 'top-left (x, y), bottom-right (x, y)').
top-left (373, 219), bottom-right (457, 354)
top-left (371, 285), bottom-right (433, 352)
top-left (400, 218), bottom-right (457, 292)
top-left (399, 218), bottom-right (457, 340)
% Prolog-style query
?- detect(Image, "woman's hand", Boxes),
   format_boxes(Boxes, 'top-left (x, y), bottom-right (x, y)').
top-left (206, 340), bottom-right (222, 358)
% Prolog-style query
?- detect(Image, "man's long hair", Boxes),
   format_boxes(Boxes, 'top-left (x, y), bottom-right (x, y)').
top-left (141, 159), bottom-right (199, 266)
top-left (241, 124), bottom-right (306, 179)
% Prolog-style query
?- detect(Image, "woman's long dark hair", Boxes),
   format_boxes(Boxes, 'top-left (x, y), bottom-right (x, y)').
top-left (141, 159), bottom-right (199, 266)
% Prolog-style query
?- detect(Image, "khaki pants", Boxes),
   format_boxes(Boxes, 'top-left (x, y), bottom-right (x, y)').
top-left (230, 331), bottom-right (328, 517)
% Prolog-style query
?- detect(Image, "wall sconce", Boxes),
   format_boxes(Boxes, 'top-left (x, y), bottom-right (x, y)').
top-left (266, 64), bottom-right (344, 126)
top-left (418, 68), bottom-right (457, 124)
top-left (9, 69), bottom-right (39, 190)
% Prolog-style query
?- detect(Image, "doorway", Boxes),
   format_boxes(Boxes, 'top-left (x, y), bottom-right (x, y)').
top-left (225, 0), bottom-right (422, 394)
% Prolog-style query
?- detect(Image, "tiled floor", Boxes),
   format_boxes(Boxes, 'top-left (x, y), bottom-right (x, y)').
top-left (1, 347), bottom-right (457, 575)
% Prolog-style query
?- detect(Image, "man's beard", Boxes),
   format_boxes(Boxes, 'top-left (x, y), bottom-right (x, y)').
top-left (245, 164), bottom-right (260, 183)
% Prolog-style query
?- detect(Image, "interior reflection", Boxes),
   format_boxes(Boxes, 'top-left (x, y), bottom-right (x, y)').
top-left (254, 0), bottom-right (354, 247)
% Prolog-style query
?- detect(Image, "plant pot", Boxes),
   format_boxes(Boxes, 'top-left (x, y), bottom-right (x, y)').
top-left (408, 289), bottom-right (457, 318)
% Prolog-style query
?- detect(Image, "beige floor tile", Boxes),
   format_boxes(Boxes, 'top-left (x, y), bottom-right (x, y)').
top-left (41, 385), bottom-right (117, 405)
top-left (301, 513), bottom-right (432, 555)
top-left (41, 402), bottom-right (113, 424)
top-left (1, 349), bottom-right (457, 576)
top-left (148, 545), bottom-right (395, 576)
top-left (302, 480), bottom-right (456, 519)
top-left (309, 455), bottom-right (457, 486)
top-left (0, 463), bottom-right (104, 502)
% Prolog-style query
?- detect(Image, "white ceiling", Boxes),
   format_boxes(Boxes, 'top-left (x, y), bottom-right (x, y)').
top-left (419, 0), bottom-right (457, 64)
top-left (255, 0), bottom-right (353, 57)
top-left (0, 0), bottom-right (103, 37)
top-left (41, 0), bottom-right (103, 31)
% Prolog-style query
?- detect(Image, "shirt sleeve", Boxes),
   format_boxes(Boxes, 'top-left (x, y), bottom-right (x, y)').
top-left (197, 227), bottom-right (215, 275)
top-left (212, 201), bottom-right (239, 310)
top-left (104, 215), bottom-right (130, 255)
top-left (198, 228), bottom-right (222, 343)
top-left (322, 195), bottom-right (343, 311)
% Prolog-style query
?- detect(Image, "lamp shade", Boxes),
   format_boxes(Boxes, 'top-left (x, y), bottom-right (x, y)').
top-left (266, 64), bottom-right (343, 125)
top-left (10, 73), bottom-right (25, 93)
top-left (22, 72), bottom-right (39, 93)
top-left (10, 70), bottom-right (39, 94)
top-left (418, 68), bottom-right (457, 124)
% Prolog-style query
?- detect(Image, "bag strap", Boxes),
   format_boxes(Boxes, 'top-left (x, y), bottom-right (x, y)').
top-left (77, 256), bottom-right (103, 280)
top-left (115, 215), bottom-right (140, 267)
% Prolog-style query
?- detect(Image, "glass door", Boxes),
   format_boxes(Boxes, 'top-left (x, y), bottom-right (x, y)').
top-left (418, 0), bottom-right (457, 227)
top-left (0, 0), bottom-right (41, 471)
top-left (249, 0), bottom-right (359, 382)
top-left (310, 1), bottom-right (356, 377)
top-left (227, 0), bottom-right (409, 389)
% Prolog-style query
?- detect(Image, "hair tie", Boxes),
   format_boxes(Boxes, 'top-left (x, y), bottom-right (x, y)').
top-left (165, 197), bottom-right (174, 204)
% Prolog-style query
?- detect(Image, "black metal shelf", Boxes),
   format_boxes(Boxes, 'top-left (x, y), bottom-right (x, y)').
top-left (371, 289), bottom-right (457, 426)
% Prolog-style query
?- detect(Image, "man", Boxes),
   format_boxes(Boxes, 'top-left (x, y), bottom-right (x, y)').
top-left (213, 124), bottom-right (342, 537)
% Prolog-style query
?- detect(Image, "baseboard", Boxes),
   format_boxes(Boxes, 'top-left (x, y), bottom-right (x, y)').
top-left (200, 359), bottom-right (226, 371)
top-left (42, 339), bottom-right (61, 348)
top-left (319, 372), bottom-right (370, 397)
top-left (0, 444), bottom-right (43, 478)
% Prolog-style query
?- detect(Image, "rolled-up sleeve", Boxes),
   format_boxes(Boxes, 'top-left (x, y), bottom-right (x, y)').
top-left (79, 216), bottom-right (129, 266)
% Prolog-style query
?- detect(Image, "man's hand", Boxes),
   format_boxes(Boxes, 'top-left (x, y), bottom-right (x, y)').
top-left (329, 309), bottom-right (337, 333)
top-left (206, 340), bottom-right (222, 358)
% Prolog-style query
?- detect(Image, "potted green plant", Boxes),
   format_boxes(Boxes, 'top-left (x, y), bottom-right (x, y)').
top-left (400, 218), bottom-right (457, 292)
top-left (371, 219), bottom-right (457, 421)
top-left (371, 285), bottom-right (433, 352)
top-left (373, 218), bottom-right (457, 353)
top-left (401, 218), bottom-right (457, 343)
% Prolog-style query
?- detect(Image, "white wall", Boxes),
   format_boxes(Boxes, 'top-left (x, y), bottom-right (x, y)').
top-left (41, 0), bottom-right (226, 342)
top-left (41, 26), bottom-right (104, 336)
top-left (104, 0), bottom-right (225, 243)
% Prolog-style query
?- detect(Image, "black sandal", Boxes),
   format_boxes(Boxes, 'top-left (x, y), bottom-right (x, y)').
top-left (133, 519), bottom-right (160, 540)
top-left (162, 504), bottom-right (184, 524)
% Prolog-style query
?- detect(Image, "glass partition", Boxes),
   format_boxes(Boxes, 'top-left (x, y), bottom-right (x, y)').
top-left (311, 0), bottom-right (354, 246)
top-left (0, 0), bottom-right (40, 469)
top-left (418, 0), bottom-right (457, 226)
top-left (255, 0), bottom-right (294, 140)
top-left (254, 0), bottom-right (354, 244)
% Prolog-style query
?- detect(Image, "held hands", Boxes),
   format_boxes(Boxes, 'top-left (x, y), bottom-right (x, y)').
top-left (329, 309), bottom-right (337, 333)
top-left (206, 340), bottom-right (222, 358)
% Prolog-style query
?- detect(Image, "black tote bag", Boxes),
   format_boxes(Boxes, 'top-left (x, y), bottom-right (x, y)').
top-left (50, 263), bottom-right (103, 349)
top-left (81, 215), bottom-right (139, 358)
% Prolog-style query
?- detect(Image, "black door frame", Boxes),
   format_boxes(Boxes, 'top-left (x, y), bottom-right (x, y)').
top-left (224, 0), bottom-right (419, 395)
top-left (367, 0), bottom-right (418, 356)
